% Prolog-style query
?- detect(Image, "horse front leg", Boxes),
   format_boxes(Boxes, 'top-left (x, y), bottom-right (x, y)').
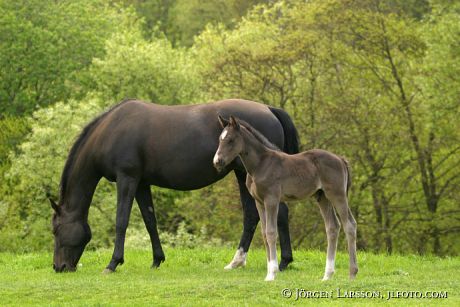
top-left (264, 196), bottom-right (280, 281)
top-left (224, 171), bottom-right (259, 270)
top-left (104, 174), bottom-right (138, 273)
top-left (135, 183), bottom-right (165, 268)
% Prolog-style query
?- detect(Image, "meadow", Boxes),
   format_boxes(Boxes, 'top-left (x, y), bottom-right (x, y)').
top-left (0, 248), bottom-right (458, 306)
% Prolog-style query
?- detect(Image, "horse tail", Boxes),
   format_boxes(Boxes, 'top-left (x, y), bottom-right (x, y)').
top-left (268, 106), bottom-right (299, 154)
top-left (341, 157), bottom-right (352, 196)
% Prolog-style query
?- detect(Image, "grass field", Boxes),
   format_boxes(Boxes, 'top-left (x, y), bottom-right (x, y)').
top-left (0, 247), bottom-right (458, 306)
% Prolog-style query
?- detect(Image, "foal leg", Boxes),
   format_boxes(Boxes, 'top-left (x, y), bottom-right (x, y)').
top-left (227, 170), bottom-right (293, 271)
top-left (254, 199), bottom-right (271, 276)
top-left (135, 183), bottom-right (165, 268)
top-left (264, 197), bottom-right (280, 281)
top-left (328, 193), bottom-right (358, 279)
top-left (104, 174), bottom-right (138, 273)
top-left (317, 194), bottom-right (340, 281)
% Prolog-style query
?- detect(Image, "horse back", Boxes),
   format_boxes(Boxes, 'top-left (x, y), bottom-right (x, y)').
top-left (80, 99), bottom-right (284, 189)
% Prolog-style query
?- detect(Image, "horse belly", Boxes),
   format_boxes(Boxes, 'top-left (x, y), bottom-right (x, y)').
top-left (281, 172), bottom-right (320, 202)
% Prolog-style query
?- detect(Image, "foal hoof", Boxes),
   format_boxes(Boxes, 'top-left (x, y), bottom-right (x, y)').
top-left (224, 260), bottom-right (246, 270)
top-left (102, 268), bottom-right (115, 274)
top-left (349, 267), bottom-right (358, 280)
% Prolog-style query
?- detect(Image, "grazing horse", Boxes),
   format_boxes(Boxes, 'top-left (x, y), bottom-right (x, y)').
top-left (213, 116), bottom-right (358, 281)
top-left (50, 99), bottom-right (299, 273)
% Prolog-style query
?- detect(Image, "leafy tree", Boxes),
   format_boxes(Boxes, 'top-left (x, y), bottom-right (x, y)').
top-left (194, 0), bottom-right (460, 255)
top-left (0, 0), bottom-right (137, 116)
top-left (90, 28), bottom-right (200, 104)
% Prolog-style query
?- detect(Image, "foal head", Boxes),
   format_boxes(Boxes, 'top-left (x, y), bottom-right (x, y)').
top-left (50, 199), bottom-right (91, 272)
top-left (213, 115), bottom-right (244, 172)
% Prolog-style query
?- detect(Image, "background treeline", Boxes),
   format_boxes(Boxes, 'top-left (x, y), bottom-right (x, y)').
top-left (0, 0), bottom-right (458, 256)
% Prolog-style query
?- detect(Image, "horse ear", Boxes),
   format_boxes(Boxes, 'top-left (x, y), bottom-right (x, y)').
top-left (229, 116), bottom-right (240, 130)
top-left (218, 115), bottom-right (229, 128)
top-left (49, 198), bottom-right (60, 215)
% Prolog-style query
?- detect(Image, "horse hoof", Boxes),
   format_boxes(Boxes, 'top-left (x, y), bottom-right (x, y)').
top-left (265, 274), bottom-right (276, 281)
top-left (102, 268), bottom-right (114, 274)
top-left (279, 257), bottom-right (293, 271)
top-left (152, 257), bottom-right (165, 269)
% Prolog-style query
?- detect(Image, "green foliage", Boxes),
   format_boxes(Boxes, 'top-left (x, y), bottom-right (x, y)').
top-left (194, 0), bottom-right (460, 255)
top-left (0, 116), bottom-right (29, 163)
top-left (0, 0), bottom-right (137, 116)
top-left (0, 98), bottom-right (108, 251)
top-left (90, 28), bottom-right (200, 104)
top-left (120, 0), bottom-right (271, 46)
top-left (0, 116), bottom-right (29, 228)
top-left (0, 0), bottom-right (458, 257)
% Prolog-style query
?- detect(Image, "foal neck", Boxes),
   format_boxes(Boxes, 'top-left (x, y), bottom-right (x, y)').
top-left (238, 127), bottom-right (274, 176)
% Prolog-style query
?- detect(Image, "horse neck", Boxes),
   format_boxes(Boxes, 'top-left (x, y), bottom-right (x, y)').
top-left (238, 128), bottom-right (271, 176)
top-left (61, 162), bottom-right (100, 222)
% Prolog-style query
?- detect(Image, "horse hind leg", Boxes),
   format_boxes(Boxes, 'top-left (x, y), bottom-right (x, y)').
top-left (327, 191), bottom-right (358, 280)
top-left (135, 183), bottom-right (165, 268)
top-left (316, 191), bottom-right (341, 281)
top-left (277, 202), bottom-right (293, 271)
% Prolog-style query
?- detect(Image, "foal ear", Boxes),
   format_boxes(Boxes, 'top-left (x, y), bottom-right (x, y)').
top-left (218, 115), bottom-right (229, 128)
top-left (229, 116), bottom-right (240, 130)
top-left (49, 198), bottom-right (60, 215)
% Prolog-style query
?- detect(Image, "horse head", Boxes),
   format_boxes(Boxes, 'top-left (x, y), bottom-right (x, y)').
top-left (50, 198), bottom-right (91, 272)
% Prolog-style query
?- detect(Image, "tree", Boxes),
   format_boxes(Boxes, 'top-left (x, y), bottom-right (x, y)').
top-left (90, 28), bottom-right (200, 104)
top-left (0, 0), bottom-right (137, 116)
top-left (194, 0), bottom-right (460, 254)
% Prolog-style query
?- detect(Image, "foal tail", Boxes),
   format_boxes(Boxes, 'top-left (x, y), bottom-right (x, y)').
top-left (268, 106), bottom-right (299, 154)
top-left (341, 157), bottom-right (352, 196)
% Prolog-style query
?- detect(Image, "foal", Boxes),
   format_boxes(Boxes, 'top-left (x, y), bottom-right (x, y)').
top-left (213, 116), bottom-right (358, 281)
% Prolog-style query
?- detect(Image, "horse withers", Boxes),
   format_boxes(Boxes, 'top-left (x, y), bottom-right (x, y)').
top-left (50, 99), bottom-right (299, 273)
top-left (213, 116), bottom-right (358, 281)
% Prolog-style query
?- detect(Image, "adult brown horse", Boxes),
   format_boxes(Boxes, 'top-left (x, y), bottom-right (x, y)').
top-left (49, 99), bottom-right (299, 273)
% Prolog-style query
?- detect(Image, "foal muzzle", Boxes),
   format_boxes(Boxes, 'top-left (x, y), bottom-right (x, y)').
top-left (213, 153), bottom-right (225, 172)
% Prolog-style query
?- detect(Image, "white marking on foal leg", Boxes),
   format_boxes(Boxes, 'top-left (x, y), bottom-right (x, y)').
top-left (224, 247), bottom-right (247, 270)
top-left (265, 260), bottom-right (279, 281)
top-left (322, 258), bottom-right (335, 281)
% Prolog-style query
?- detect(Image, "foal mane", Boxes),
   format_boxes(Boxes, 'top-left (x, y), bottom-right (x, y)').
top-left (237, 119), bottom-right (280, 152)
top-left (59, 99), bottom-right (133, 204)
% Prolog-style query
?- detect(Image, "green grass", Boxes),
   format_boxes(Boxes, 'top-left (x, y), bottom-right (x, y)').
top-left (0, 248), bottom-right (458, 306)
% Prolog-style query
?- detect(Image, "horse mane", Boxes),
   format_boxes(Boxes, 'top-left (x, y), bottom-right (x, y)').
top-left (238, 119), bottom-right (281, 152)
top-left (59, 99), bottom-right (133, 204)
